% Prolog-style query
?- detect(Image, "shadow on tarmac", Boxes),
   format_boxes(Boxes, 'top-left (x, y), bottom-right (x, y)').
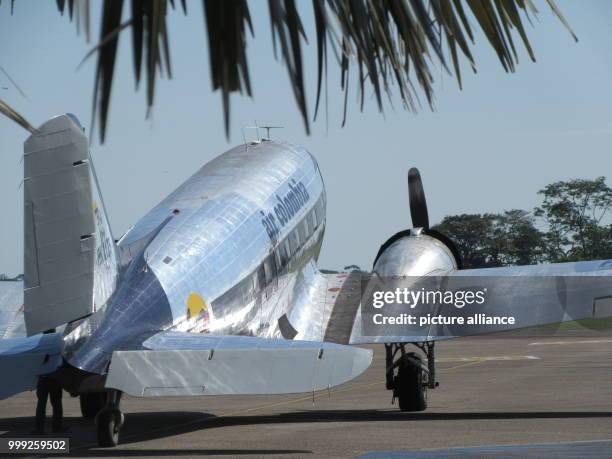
top-left (1, 409), bottom-right (611, 455)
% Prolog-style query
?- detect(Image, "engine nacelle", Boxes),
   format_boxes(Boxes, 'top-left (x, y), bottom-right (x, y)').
top-left (373, 228), bottom-right (460, 277)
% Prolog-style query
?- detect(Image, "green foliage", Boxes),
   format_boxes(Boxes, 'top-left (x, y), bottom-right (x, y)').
top-left (432, 210), bottom-right (544, 269)
top-left (535, 177), bottom-right (612, 262)
top-left (434, 178), bottom-right (611, 268)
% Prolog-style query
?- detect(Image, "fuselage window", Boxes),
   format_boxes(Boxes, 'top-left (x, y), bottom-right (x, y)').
top-left (250, 271), bottom-right (259, 297)
top-left (277, 241), bottom-right (289, 268)
top-left (256, 265), bottom-right (266, 290)
top-left (304, 211), bottom-right (312, 236)
top-left (264, 254), bottom-right (277, 284)
top-left (289, 230), bottom-right (299, 254)
top-left (275, 250), bottom-right (282, 272)
top-left (283, 239), bottom-right (292, 262)
top-left (314, 198), bottom-right (324, 225)
top-left (298, 220), bottom-right (307, 245)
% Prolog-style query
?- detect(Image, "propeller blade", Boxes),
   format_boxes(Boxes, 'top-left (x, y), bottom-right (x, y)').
top-left (408, 168), bottom-right (429, 229)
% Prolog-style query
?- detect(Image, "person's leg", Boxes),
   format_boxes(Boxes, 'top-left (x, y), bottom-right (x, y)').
top-left (34, 383), bottom-right (49, 434)
top-left (49, 385), bottom-right (64, 432)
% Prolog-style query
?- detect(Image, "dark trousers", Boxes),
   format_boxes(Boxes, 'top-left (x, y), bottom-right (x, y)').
top-left (35, 378), bottom-right (63, 432)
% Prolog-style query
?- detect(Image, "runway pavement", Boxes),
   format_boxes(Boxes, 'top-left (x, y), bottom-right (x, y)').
top-left (1, 334), bottom-right (611, 458)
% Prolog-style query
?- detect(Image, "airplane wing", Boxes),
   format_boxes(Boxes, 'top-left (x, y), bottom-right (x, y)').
top-left (105, 331), bottom-right (373, 397)
top-left (455, 258), bottom-right (612, 277)
top-left (0, 332), bottom-right (63, 399)
top-left (291, 260), bottom-right (612, 345)
top-left (0, 280), bottom-right (26, 339)
top-left (352, 258), bottom-right (612, 344)
top-left (0, 281), bottom-right (64, 400)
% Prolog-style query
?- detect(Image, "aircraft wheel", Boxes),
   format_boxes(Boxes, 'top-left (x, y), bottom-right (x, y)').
top-left (396, 354), bottom-right (427, 412)
top-left (79, 393), bottom-right (106, 419)
top-left (95, 407), bottom-right (124, 447)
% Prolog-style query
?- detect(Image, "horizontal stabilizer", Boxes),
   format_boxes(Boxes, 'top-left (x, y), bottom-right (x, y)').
top-left (0, 333), bottom-right (62, 399)
top-left (0, 281), bottom-right (25, 339)
top-left (105, 332), bottom-right (372, 397)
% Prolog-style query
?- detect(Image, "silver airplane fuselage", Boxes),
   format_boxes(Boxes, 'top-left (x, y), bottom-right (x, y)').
top-left (65, 140), bottom-right (327, 374)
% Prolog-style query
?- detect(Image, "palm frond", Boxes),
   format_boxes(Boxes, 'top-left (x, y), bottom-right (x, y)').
top-left (56, 0), bottom-right (91, 42)
top-left (203, 0), bottom-right (253, 135)
top-left (0, 0), bottom-right (577, 141)
top-left (0, 97), bottom-right (36, 134)
top-left (90, 0), bottom-right (124, 143)
top-left (269, 0), bottom-right (309, 133)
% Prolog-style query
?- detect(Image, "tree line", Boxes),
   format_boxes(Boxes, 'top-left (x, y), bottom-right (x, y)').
top-left (433, 177), bottom-right (612, 268)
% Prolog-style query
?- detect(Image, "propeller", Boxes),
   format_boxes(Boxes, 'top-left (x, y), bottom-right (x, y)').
top-left (408, 167), bottom-right (429, 229)
top-left (374, 166), bottom-right (462, 268)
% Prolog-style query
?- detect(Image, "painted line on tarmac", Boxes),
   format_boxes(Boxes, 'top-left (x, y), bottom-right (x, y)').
top-left (529, 339), bottom-right (612, 346)
top-left (438, 355), bottom-right (540, 362)
top-left (355, 438), bottom-right (612, 458)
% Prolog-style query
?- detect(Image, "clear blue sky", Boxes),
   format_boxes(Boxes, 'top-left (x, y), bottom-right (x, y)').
top-left (1, 1), bottom-right (611, 276)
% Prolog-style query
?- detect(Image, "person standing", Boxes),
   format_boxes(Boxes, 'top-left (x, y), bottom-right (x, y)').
top-left (32, 329), bottom-right (65, 434)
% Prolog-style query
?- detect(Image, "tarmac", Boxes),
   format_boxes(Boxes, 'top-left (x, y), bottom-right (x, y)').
top-left (1, 333), bottom-right (611, 458)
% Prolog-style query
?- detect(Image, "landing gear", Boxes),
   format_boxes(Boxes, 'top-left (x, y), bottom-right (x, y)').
top-left (396, 354), bottom-right (427, 411)
top-left (95, 390), bottom-right (124, 447)
top-left (385, 342), bottom-right (437, 412)
top-left (79, 393), bottom-right (106, 419)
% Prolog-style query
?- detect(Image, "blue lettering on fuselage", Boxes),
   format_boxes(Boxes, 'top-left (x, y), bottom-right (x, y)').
top-left (261, 179), bottom-right (310, 243)
top-left (94, 206), bottom-right (113, 269)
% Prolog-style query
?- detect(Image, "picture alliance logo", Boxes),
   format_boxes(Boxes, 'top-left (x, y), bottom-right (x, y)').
top-left (371, 287), bottom-right (488, 309)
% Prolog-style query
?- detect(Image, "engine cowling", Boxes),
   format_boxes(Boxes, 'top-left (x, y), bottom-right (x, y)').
top-left (373, 167), bottom-right (462, 277)
top-left (373, 228), bottom-right (459, 277)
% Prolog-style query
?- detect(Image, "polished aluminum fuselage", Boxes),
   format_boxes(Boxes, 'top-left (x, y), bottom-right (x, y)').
top-left (123, 139), bottom-right (326, 334)
top-left (65, 140), bottom-right (326, 373)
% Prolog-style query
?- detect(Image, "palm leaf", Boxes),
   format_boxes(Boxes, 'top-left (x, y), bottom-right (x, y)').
top-left (0, 0), bottom-right (578, 142)
top-left (204, 0), bottom-right (253, 134)
top-left (56, 0), bottom-right (91, 41)
top-left (0, 97), bottom-right (36, 134)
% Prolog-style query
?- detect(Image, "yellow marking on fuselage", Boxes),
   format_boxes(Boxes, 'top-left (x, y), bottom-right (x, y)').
top-left (187, 292), bottom-right (208, 319)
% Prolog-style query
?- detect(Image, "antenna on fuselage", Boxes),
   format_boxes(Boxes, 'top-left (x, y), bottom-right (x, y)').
top-left (259, 125), bottom-right (283, 141)
top-left (242, 125), bottom-right (258, 152)
top-left (242, 123), bottom-right (284, 149)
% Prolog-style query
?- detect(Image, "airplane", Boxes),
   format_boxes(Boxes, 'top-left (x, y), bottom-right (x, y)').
top-left (1, 114), bottom-right (611, 447)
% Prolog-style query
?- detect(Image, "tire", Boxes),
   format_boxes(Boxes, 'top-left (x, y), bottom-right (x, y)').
top-left (95, 407), bottom-right (124, 447)
top-left (396, 354), bottom-right (427, 412)
top-left (79, 393), bottom-right (106, 419)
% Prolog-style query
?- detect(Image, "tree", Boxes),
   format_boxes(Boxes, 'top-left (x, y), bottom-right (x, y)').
top-left (0, 273), bottom-right (23, 281)
top-left (489, 210), bottom-right (545, 266)
top-left (432, 210), bottom-right (545, 268)
top-left (535, 177), bottom-right (612, 261)
top-left (343, 264), bottom-right (362, 272)
top-left (432, 213), bottom-right (497, 268)
top-left (0, 1), bottom-right (576, 141)
top-left (434, 178), bottom-right (611, 268)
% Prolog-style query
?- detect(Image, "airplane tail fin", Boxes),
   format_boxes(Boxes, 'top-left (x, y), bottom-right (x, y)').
top-left (23, 114), bottom-right (118, 336)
